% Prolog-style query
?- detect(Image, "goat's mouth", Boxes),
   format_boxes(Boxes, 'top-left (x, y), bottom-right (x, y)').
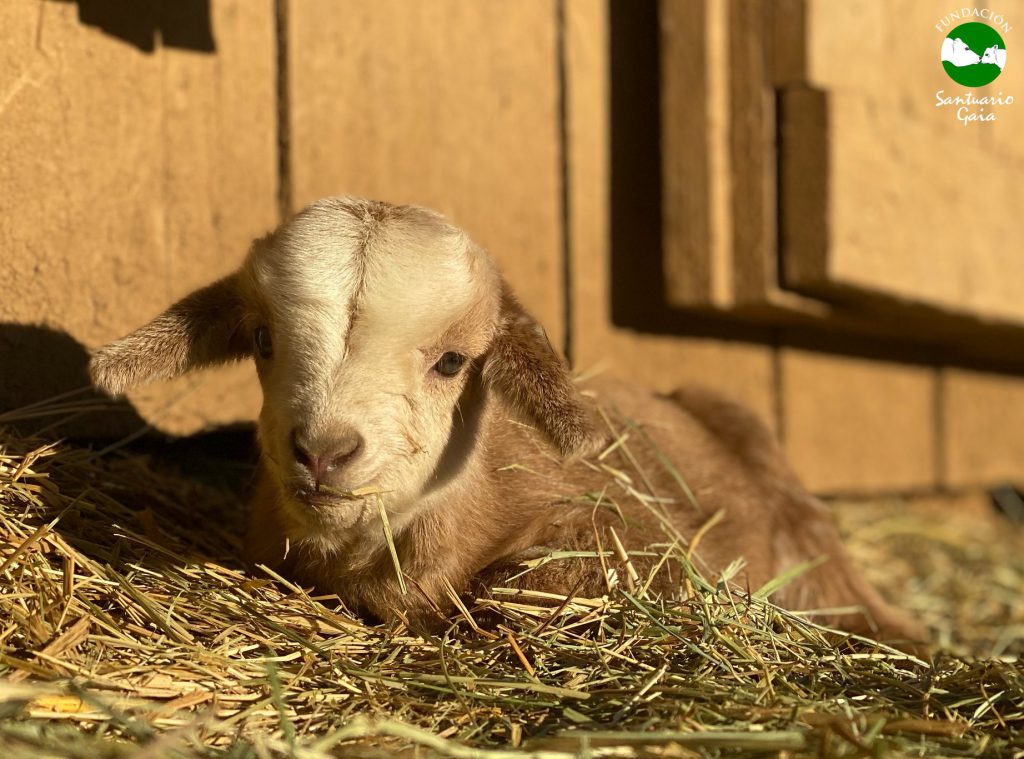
top-left (290, 483), bottom-right (382, 508)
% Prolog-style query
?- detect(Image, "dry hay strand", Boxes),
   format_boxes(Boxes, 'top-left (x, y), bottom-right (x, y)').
top-left (1, 425), bottom-right (1022, 758)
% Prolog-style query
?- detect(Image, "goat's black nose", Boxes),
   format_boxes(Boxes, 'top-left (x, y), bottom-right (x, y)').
top-left (291, 427), bottom-right (363, 484)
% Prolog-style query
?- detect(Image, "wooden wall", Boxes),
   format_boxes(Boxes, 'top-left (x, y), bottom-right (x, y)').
top-left (2, 0), bottom-right (1023, 496)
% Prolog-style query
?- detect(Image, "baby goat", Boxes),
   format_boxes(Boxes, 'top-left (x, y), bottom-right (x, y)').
top-left (91, 197), bottom-right (924, 648)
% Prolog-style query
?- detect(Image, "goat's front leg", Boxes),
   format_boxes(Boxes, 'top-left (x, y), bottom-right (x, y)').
top-left (337, 563), bottom-right (479, 633)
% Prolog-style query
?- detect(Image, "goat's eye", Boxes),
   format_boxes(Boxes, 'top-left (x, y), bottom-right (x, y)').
top-left (254, 326), bottom-right (273, 359)
top-left (433, 351), bottom-right (465, 377)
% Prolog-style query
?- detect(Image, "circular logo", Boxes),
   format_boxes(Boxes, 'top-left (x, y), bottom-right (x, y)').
top-left (941, 22), bottom-right (1006, 86)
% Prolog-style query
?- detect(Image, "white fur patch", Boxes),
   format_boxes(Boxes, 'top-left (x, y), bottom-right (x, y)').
top-left (242, 197), bottom-right (500, 551)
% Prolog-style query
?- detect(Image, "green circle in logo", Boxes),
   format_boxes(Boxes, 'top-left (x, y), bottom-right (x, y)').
top-left (941, 22), bottom-right (1006, 86)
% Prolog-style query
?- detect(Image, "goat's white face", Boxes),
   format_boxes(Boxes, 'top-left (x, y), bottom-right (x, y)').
top-left (90, 197), bottom-right (600, 542)
top-left (244, 199), bottom-right (501, 529)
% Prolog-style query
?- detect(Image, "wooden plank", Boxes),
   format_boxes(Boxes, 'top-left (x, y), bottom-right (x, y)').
top-left (149, 0), bottom-right (276, 433)
top-left (568, 0), bottom-right (776, 426)
top-left (778, 0), bottom-right (1024, 325)
top-left (661, 0), bottom-right (829, 317)
top-left (943, 369), bottom-right (1024, 487)
top-left (781, 86), bottom-right (1024, 324)
top-left (0, 2), bottom-right (165, 341)
top-left (286, 0), bottom-right (564, 346)
top-left (780, 349), bottom-right (938, 494)
top-left (727, 0), bottom-right (777, 305)
top-left (0, 1), bottom-right (274, 435)
top-left (660, 0), bottom-right (717, 305)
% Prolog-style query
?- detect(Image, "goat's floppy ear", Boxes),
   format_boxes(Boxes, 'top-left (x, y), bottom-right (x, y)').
top-left (483, 285), bottom-right (603, 457)
top-left (90, 274), bottom-right (250, 395)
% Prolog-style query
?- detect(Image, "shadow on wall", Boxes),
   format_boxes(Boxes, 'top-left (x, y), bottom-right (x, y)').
top-left (0, 323), bottom-right (256, 492)
top-left (52, 0), bottom-right (216, 53)
top-left (608, 0), bottom-right (667, 335)
top-left (0, 323), bottom-right (253, 576)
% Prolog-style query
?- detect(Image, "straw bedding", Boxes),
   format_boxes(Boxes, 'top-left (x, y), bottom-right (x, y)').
top-left (1, 423), bottom-right (1021, 758)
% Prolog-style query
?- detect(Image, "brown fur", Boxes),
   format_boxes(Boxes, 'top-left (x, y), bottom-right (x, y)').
top-left (483, 284), bottom-right (603, 458)
top-left (91, 197), bottom-right (927, 652)
top-left (246, 368), bottom-right (926, 648)
top-left (89, 274), bottom-right (250, 394)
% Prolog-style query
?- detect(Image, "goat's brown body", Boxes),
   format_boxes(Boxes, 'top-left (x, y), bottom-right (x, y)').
top-left (247, 375), bottom-right (923, 646)
top-left (91, 195), bottom-right (920, 648)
